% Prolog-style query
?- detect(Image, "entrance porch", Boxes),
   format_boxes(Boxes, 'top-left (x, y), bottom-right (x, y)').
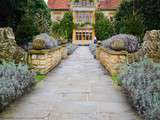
top-left (72, 29), bottom-right (95, 45)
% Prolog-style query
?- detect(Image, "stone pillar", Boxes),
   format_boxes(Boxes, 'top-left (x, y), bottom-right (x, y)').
top-left (72, 29), bottom-right (76, 44)
top-left (72, 11), bottom-right (76, 44)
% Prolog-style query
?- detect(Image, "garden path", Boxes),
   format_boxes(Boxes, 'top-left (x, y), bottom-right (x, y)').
top-left (0, 46), bottom-right (140, 120)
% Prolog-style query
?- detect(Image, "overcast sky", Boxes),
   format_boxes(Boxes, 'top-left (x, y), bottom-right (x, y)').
top-left (44, 0), bottom-right (48, 4)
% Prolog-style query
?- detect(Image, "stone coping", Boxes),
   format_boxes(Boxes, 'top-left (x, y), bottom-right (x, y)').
top-left (29, 46), bottom-right (62, 54)
top-left (96, 46), bottom-right (141, 75)
top-left (99, 47), bottom-right (128, 56)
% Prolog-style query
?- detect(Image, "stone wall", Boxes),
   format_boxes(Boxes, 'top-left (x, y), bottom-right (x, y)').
top-left (96, 46), bottom-right (147, 75)
top-left (96, 30), bottom-right (160, 75)
top-left (29, 45), bottom-right (67, 74)
top-left (96, 46), bottom-right (127, 75)
top-left (97, 47), bottom-right (144, 75)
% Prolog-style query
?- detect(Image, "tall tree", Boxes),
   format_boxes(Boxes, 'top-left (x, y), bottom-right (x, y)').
top-left (95, 11), bottom-right (114, 41)
top-left (138, 0), bottom-right (160, 30)
top-left (0, 0), bottom-right (52, 45)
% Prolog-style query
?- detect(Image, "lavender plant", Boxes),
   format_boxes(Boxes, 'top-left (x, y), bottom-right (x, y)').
top-left (119, 59), bottom-right (160, 120)
top-left (32, 33), bottom-right (58, 50)
top-left (102, 34), bottom-right (139, 53)
top-left (0, 62), bottom-right (35, 111)
top-left (89, 43), bottom-right (96, 57)
top-left (66, 43), bottom-right (78, 55)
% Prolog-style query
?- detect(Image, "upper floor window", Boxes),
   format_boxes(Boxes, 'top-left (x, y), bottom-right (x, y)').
top-left (76, 13), bottom-right (92, 24)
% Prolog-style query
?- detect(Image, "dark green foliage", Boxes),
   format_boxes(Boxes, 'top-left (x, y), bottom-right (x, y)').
top-left (114, 0), bottom-right (160, 39)
top-left (0, 62), bottom-right (35, 111)
top-left (119, 59), bottom-right (160, 119)
top-left (95, 11), bottom-right (114, 41)
top-left (60, 12), bottom-right (73, 41)
top-left (0, 0), bottom-right (28, 29)
top-left (52, 22), bottom-right (61, 40)
top-left (52, 12), bottom-right (73, 42)
top-left (0, 0), bottom-right (51, 45)
top-left (114, 0), bottom-right (133, 33)
top-left (137, 0), bottom-right (160, 30)
top-left (114, 1), bottom-right (145, 39)
top-left (119, 13), bottom-right (145, 41)
top-left (28, 0), bottom-right (51, 33)
top-left (15, 14), bottom-right (39, 45)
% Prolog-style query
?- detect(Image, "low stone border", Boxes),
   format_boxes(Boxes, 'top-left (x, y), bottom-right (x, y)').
top-left (96, 43), bottom-right (143, 75)
top-left (28, 44), bottom-right (67, 74)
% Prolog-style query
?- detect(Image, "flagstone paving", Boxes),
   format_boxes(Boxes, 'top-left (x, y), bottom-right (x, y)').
top-left (0, 47), bottom-right (140, 120)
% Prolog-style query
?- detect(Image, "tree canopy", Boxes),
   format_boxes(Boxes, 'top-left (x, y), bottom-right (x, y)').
top-left (0, 0), bottom-right (51, 45)
top-left (114, 0), bottom-right (160, 37)
top-left (52, 12), bottom-right (73, 42)
top-left (95, 11), bottom-right (114, 41)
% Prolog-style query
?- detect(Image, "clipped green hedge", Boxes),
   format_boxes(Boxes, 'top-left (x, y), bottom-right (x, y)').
top-left (119, 59), bottom-right (160, 120)
top-left (0, 62), bottom-right (35, 111)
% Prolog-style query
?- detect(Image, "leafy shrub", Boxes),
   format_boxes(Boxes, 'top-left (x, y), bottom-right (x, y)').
top-left (114, 0), bottom-right (145, 39)
top-left (95, 11), bottom-right (114, 41)
top-left (89, 44), bottom-right (96, 57)
top-left (52, 12), bottom-right (73, 42)
top-left (114, 0), bottom-right (134, 34)
top-left (119, 59), bottom-right (160, 120)
top-left (118, 13), bottom-right (145, 42)
top-left (137, 0), bottom-right (160, 30)
top-left (15, 14), bottom-right (39, 45)
top-left (0, 62), bottom-right (35, 111)
top-left (114, 0), bottom-right (160, 40)
top-left (102, 34), bottom-right (139, 53)
top-left (66, 43), bottom-right (78, 55)
top-left (0, 0), bottom-right (52, 45)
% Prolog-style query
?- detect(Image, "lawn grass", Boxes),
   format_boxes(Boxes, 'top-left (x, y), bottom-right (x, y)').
top-left (111, 74), bottom-right (122, 86)
top-left (35, 74), bottom-right (46, 82)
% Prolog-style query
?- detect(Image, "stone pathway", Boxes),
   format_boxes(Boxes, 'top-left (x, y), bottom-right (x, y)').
top-left (0, 47), bottom-right (140, 120)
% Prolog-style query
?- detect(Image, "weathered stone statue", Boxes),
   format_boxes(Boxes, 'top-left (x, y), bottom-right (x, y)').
top-left (0, 27), bottom-right (27, 63)
top-left (143, 30), bottom-right (160, 62)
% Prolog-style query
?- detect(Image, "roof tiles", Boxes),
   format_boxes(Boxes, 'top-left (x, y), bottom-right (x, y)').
top-left (48, 0), bottom-right (69, 10)
top-left (48, 0), bottom-right (120, 10)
